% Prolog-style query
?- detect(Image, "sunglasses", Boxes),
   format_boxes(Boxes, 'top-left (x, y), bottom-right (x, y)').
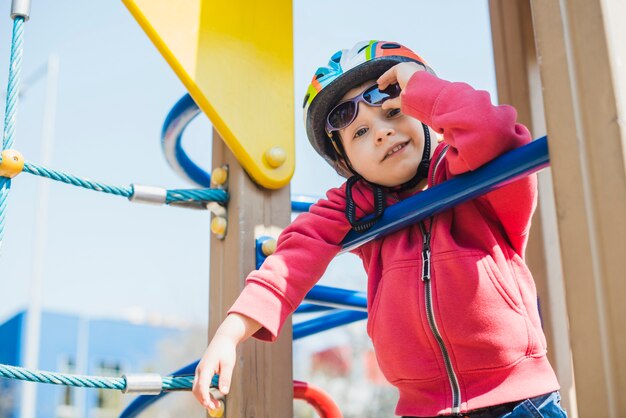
top-left (325, 83), bottom-right (401, 135)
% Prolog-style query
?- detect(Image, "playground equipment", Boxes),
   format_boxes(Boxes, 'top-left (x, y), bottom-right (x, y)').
top-left (2, 0), bottom-right (626, 417)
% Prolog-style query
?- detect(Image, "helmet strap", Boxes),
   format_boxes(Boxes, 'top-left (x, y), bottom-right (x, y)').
top-left (345, 175), bottom-right (386, 233)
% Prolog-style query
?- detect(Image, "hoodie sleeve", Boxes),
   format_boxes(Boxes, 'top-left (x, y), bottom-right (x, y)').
top-left (228, 184), bottom-right (356, 341)
top-left (401, 71), bottom-right (537, 254)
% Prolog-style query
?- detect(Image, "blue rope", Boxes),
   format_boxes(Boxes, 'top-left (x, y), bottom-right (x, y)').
top-left (24, 161), bottom-right (133, 198)
top-left (0, 17), bottom-right (26, 249)
top-left (3, 17), bottom-right (24, 149)
top-left (0, 363), bottom-right (195, 392)
top-left (21, 160), bottom-right (228, 204)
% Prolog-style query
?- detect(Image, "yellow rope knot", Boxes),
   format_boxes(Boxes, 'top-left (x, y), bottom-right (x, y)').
top-left (0, 149), bottom-right (25, 178)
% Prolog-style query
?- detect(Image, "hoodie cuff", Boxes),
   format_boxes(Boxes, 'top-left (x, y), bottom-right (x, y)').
top-left (228, 280), bottom-right (293, 342)
top-left (400, 70), bottom-right (453, 127)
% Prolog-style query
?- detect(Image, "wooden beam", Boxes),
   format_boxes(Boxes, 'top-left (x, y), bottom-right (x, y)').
top-left (209, 129), bottom-right (293, 417)
top-left (530, 0), bottom-right (626, 416)
top-left (488, 1), bottom-right (577, 414)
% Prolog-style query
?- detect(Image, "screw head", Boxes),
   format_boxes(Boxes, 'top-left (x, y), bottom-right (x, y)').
top-left (264, 147), bottom-right (287, 168)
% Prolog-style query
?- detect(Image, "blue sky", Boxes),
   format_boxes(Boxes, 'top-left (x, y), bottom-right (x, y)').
top-left (0, 0), bottom-right (496, 326)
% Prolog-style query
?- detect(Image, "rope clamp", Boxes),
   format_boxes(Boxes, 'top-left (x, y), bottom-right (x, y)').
top-left (10, 0), bottom-right (31, 20)
top-left (122, 373), bottom-right (163, 395)
top-left (0, 149), bottom-right (25, 178)
top-left (129, 184), bottom-right (167, 205)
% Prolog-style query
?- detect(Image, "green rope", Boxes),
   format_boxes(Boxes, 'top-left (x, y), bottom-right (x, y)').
top-left (0, 363), bottom-right (195, 392)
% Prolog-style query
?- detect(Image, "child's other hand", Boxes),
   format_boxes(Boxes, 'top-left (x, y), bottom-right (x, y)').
top-left (378, 62), bottom-right (425, 109)
top-left (193, 333), bottom-right (237, 412)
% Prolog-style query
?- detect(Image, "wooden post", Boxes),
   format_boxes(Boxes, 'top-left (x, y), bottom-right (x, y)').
top-left (530, 0), bottom-right (626, 416)
top-left (209, 129), bottom-right (293, 417)
top-left (488, 1), bottom-right (577, 414)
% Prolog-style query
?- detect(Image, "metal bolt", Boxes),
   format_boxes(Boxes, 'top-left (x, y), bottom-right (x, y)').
top-left (261, 239), bottom-right (277, 256)
top-left (264, 146), bottom-right (287, 168)
top-left (211, 167), bottom-right (228, 186)
top-left (211, 216), bottom-right (228, 238)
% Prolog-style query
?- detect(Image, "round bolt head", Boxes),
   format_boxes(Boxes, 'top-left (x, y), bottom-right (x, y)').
top-left (0, 149), bottom-right (25, 179)
top-left (264, 147), bottom-right (287, 168)
top-left (261, 239), bottom-right (277, 256)
top-left (208, 400), bottom-right (225, 417)
top-left (211, 167), bottom-right (228, 185)
top-left (210, 216), bottom-right (228, 236)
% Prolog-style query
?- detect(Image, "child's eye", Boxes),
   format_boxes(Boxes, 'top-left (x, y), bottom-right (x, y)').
top-left (387, 108), bottom-right (402, 118)
top-left (353, 127), bottom-right (368, 139)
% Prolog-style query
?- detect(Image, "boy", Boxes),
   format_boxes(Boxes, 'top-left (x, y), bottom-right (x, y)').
top-left (193, 40), bottom-right (566, 417)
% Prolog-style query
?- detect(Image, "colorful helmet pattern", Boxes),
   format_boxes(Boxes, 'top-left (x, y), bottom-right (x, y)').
top-left (303, 40), bottom-right (433, 177)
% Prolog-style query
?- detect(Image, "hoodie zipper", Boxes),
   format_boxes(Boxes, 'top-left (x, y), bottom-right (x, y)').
top-left (419, 145), bottom-right (461, 414)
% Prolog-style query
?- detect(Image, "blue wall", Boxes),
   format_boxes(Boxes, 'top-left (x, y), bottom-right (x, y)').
top-left (0, 312), bottom-right (24, 418)
top-left (0, 311), bottom-right (185, 418)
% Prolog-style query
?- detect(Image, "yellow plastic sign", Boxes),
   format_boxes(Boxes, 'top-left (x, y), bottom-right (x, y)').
top-left (122, 0), bottom-right (294, 189)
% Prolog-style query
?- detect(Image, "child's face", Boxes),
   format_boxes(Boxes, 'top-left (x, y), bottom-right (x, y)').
top-left (336, 82), bottom-right (427, 187)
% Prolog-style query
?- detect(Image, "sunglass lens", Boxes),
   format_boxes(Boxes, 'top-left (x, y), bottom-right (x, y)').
top-left (328, 101), bottom-right (357, 131)
top-left (363, 84), bottom-right (400, 105)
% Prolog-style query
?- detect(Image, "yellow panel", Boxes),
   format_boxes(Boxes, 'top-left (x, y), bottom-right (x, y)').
top-left (122, 0), bottom-right (294, 189)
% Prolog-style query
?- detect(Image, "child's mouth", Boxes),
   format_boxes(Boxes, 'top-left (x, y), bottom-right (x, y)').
top-left (382, 140), bottom-right (410, 161)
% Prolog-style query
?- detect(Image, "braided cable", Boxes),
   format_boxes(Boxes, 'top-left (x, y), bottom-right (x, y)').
top-left (24, 161), bottom-right (132, 197)
top-left (0, 363), bottom-right (124, 390)
top-left (0, 363), bottom-right (197, 392)
top-left (21, 161), bottom-right (227, 204)
top-left (0, 17), bottom-right (26, 249)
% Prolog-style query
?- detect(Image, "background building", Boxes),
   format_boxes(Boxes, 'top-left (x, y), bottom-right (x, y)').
top-left (0, 310), bottom-right (207, 418)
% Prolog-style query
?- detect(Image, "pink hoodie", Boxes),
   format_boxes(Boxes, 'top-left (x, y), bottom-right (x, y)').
top-left (229, 71), bottom-right (559, 416)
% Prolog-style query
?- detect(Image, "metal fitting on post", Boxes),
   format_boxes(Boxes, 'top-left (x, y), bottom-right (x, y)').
top-left (211, 166), bottom-right (228, 187)
top-left (208, 388), bottom-right (226, 417)
top-left (129, 184), bottom-right (167, 205)
top-left (211, 216), bottom-right (228, 239)
top-left (0, 150), bottom-right (25, 179)
top-left (261, 238), bottom-right (277, 256)
top-left (11, 0), bottom-right (31, 20)
top-left (206, 202), bottom-right (227, 218)
top-left (264, 146), bottom-right (287, 169)
top-left (122, 374), bottom-right (163, 395)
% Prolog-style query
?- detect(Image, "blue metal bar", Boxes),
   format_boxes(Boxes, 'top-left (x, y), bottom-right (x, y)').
top-left (291, 194), bottom-right (317, 212)
top-left (295, 303), bottom-right (336, 314)
top-left (294, 310), bottom-right (368, 340)
top-left (304, 285), bottom-right (368, 312)
top-left (161, 94), bottom-right (320, 213)
top-left (161, 94), bottom-right (211, 187)
top-left (341, 136), bottom-right (549, 253)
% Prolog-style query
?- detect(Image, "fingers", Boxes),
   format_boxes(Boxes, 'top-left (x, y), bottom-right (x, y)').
top-left (377, 66), bottom-right (398, 90)
top-left (193, 363), bottom-right (220, 410)
top-left (382, 96), bottom-right (402, 110)
top-left (193, 354), bottom-right (235, 413)
top-left (218, 357), bottom-right (234, 395)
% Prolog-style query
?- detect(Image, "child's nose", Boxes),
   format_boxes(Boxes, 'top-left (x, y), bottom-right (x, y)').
top-left (375, 127), bottom-right (395, 144)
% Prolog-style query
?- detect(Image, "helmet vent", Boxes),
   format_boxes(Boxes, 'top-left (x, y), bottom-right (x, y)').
top-left (381, 43), bottom-right (401, 49)
top-left (302, 93), bottom-right (310, 108)
top-left (315, 73), bottom-right (324, 80)
top-left (357, 45), bottom-right (368, 53)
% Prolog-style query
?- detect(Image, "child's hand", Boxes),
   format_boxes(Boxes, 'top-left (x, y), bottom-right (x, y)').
top-left (378, 62), bottom-right (426, 109)
top-left (192, 313), bottom-right (262, 412)
top-left (193, 333), bottom-right (237, 411)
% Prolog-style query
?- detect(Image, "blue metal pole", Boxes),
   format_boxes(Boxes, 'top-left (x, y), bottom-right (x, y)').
top-left (304, 284), bottom-right (368, 312)
top-left (340, 136), bottom-right (549, 253)
top-left (293, 310), bottom-right (368, 340)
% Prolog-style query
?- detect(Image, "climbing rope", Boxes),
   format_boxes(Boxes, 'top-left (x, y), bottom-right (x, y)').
top-left (0, 363), bottom-right (201, 393)
top-left (0, 15), bottom-right (26, 249)
top-left (19, 159), bottom-right (228, 205)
